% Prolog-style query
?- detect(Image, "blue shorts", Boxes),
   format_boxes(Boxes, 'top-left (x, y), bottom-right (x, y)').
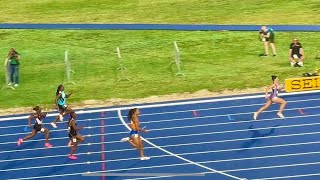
top-left (130, 130), bottom-right (138, 137)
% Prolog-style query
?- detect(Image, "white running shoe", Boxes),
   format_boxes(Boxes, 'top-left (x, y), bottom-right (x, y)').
top-left (253, 112), bottom-right (258, 120)
top-left (140, 157), bottom-right (150, 160)
top-left (51, 122), bottom-right (58, 128)
top-left (14, 84), bottom-right (19, 87)
top-left (120, 137), bottom-right (130, 142)
top-left (277, 112), bottom-right (285, 119)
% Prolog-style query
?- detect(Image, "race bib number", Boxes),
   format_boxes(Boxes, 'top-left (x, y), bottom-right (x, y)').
top-left (40, 128), bottom-right (45, 132)
top-left (72, 138), bottom-right (77, 143)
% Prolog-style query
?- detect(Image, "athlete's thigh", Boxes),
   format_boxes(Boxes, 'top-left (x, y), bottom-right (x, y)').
top-left (273, 97), bottom-right (285, 104)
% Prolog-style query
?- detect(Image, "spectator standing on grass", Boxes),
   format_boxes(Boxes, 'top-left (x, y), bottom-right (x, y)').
top-left (289, 38), bottom-right (304, 67)
top-left (5, 48), bottom-right (21, 87)
top-left (259, 26), bottom-right (277, 57)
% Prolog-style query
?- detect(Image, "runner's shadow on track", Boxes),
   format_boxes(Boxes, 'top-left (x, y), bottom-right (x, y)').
top-left (240, 124), bottom-right (280, 150)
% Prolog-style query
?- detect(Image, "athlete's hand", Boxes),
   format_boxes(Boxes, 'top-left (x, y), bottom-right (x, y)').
top-left (79, 126), bottom-right (84, 130)
top-left (28, 124), bottom-right (32, 127)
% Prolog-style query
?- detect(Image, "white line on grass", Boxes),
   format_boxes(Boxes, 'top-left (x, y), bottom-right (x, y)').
top-left (118, 109), bottom-right (245, 180)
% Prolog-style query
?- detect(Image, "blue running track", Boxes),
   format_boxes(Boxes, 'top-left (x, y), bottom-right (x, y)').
top-left (1, 90), bottom-right (320, 180)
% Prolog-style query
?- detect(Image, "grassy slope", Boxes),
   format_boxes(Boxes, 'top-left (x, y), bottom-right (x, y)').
top-left (0, 30), bottom-right (319, 108)
top-left (0, 0), bottom-right (319, 24)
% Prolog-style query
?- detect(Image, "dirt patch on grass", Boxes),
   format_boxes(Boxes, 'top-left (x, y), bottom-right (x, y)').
top-left (0, 87), bottom-right (265, 116)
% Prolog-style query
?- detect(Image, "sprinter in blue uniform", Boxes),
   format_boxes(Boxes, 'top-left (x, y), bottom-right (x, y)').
top-left (121, 108), bottom-right (150, 160)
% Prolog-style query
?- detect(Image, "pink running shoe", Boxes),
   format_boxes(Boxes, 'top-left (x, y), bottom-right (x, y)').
top-left (17, 138), bottom-right (23, 146)
top-left (45, 143), bottom-right (53, 148)
top-left (69, 155), bottom-right (78, 160)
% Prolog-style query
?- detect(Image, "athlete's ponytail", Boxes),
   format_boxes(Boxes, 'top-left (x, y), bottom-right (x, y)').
top-left (33, 106), bottom-right (40, 111)
top-left (127, 108), bottom-right (137, 122)
top-left (271, 75), bottom-right (278, 82)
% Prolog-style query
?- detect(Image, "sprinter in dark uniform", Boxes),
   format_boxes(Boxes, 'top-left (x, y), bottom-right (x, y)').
top-left (18, 106), bottom-right (53, 148)
top-left (68, 112), bottom-right (85, 160)
top-left (253, 75), bottom-right (287, 120)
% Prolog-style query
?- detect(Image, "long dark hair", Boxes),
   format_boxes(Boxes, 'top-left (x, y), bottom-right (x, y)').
top-left (127, 108), bottom-right (137, 122)
top-left (56, 85), bottom-right (63, 95)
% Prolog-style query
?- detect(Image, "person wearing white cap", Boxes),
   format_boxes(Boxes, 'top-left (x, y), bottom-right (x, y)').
top-left (289, 38), bottom-right (304, 67)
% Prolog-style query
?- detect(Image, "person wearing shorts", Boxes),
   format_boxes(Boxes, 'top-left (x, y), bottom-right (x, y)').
top-left (51, 85), bottom-right (73, 128)
top-left (260, 26), bottom-right (277, 56)
top-left (18, 106), bottom-right (53, 148)
top-left (254, 75), bottom-right (287, 120)
top-left (289, 38), bottom-right (304, 67)
top-left (120, 108), bottom-right (150, 160)
top-left (67, 112), bottom-right (84, 160)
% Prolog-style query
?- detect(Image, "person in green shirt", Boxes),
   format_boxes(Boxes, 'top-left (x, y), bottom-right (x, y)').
top-left (260, 26), bottom-right (277, 57)
top-left (5, 48), bottom-right (20, 87)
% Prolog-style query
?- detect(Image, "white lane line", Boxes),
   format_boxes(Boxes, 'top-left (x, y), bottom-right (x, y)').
top-left (224, 161), bottom-right (320, 173)
top-left (140, 97), bottom-right (320, 117)
top-left (147, 117), bottom-right (320, 134)
top-left (251, 173), bottom-right (320, 180)
top-left (118, 110), bottom-right (245, 180)
top-left (0, 123), bottom-right (129, 139)
top-left (2, 89), bottom-right (320, 122)
top-left (1, 96), bottom-right (320, 129)
top-left (5, 140), bottom-right (320, 178)
top-left (2, 125), bottom-right (320, 157)
top-left (1, 112), bottom-right (319, 147)
top-left (0, 109), bottom-right (316, 145)
top-left (1, 101), bottom-right (319, 134)
top-left (7, 162), bottom-right (194, 180)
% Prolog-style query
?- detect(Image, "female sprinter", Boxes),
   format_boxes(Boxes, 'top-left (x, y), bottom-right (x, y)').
top-left (121, 108), bottom-right (150, 160)
top-left (18, 106), bottom-right (53, 148)
top-left (51, 84), bottom-right (73, 128)
top-left (253, 75), bottom-right (287, 120)
top-left (68, 111), bottom-right (85, 160)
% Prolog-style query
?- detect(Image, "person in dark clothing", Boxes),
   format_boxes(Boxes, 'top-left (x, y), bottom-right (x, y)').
top-left (289, 38), bottom-right (304, 67)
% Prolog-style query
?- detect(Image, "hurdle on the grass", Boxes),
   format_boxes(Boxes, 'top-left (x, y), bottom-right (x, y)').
top-left (64, 50), bottom-right (76, 85)
top-left (116, 47), bottom-right (130, 82)
top-left (169, 41), bottom-right (185, 76)
top-left (1, 59), bottom-right (15, 91)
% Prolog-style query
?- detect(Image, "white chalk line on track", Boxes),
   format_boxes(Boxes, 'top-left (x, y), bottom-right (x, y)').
top-left (5, 137), bottom-right (320, 178)
top-left (117, 109), bottom-right (244, 180)
top-left (1, 105), bottom-right (320, 141)
top-left (1, 89), bottom-right (320, 122)
top-left (251, 173), bottom-right (320, 180)
top-left (2, 90), bottom-right (320, 179)
top-left (139, 97), bottom-right (320, 117)
top-left (1, 95), bottom-right (318, 132)
top-left (3, 130), bottom-right (320, 165)
top-left (1, 95), bottom-right (320, 128)
top-left (2, 112), bottom-right (320, 153)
